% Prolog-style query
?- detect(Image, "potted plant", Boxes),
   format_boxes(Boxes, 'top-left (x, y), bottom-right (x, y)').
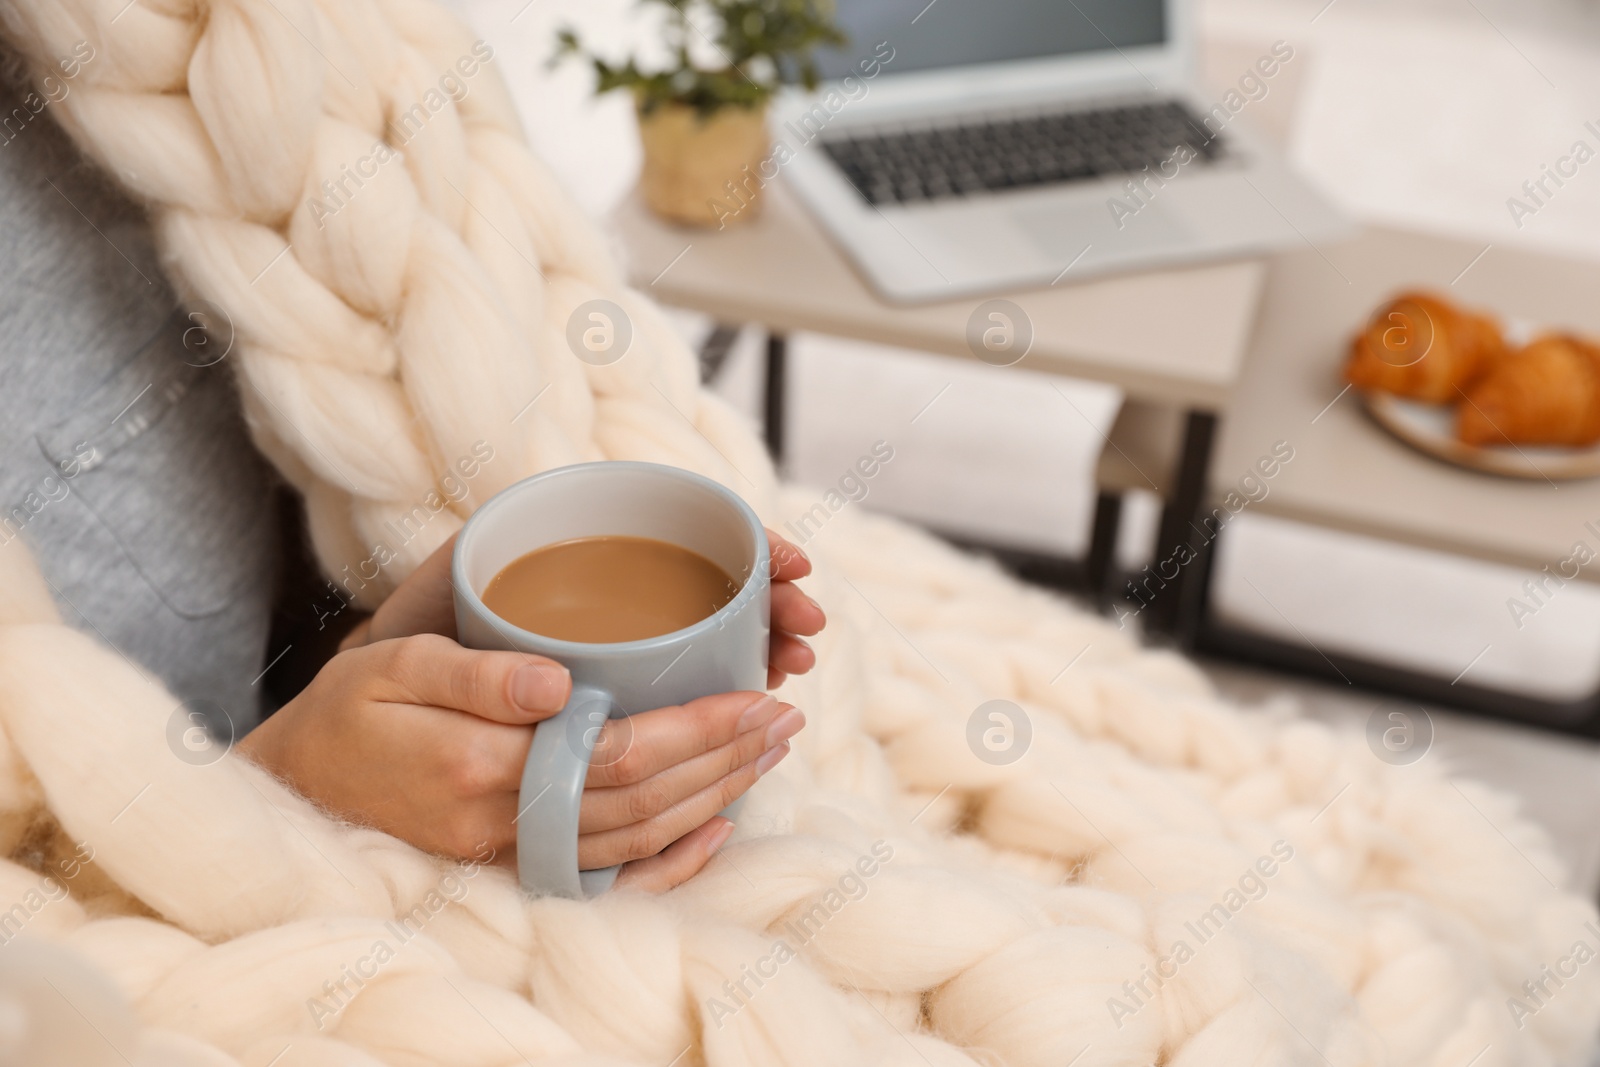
top-left (555, 0), bottom-right (846, 228)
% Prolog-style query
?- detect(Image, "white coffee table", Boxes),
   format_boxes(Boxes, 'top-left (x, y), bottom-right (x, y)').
top-left (610, 180), bottom-right (1266, 620)
top-left (1200, 227), bottom-right (1600, 726)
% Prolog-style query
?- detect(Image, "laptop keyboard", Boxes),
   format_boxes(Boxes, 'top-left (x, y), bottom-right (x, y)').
top-left (820, 100), bottom-right (1225, 207)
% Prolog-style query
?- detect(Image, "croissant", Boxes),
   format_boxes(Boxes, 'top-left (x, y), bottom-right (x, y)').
top-left (1345, 291), bottom-right (1505, 403)
top-left (1457, 333), bottom-right (1600, 447)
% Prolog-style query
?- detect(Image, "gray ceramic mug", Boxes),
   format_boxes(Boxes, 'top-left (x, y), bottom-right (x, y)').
top-left (452, 461), bottom-right (770, 899)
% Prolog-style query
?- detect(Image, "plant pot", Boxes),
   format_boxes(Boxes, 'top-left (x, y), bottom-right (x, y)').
top-left (637, 100), bottom-right (770, 229)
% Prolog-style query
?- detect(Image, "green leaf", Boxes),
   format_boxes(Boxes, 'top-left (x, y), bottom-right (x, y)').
top-left (551, 0), bottom-right (851, 113)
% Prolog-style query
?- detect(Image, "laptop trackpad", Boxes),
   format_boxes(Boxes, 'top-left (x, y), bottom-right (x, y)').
top-left (1011, 197), bottom-right (1192, 263)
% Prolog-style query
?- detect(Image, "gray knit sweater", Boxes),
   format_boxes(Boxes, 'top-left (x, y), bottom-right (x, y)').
top-left (0, 75), bottom-right (278, 735)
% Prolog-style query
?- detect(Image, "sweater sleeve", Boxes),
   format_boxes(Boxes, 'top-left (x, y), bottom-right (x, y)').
top-left (0, 74), bottom-right (281, 737)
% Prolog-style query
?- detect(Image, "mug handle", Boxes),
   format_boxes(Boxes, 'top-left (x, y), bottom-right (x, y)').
top-left (516, 682), bottom-right (621, 899)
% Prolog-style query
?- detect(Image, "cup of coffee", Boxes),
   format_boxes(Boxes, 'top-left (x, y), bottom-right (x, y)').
top-left (452, 461), bottom-right (770, 899)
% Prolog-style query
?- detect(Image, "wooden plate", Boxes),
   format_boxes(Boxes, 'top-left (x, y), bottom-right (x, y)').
top-left (1360, 391), bottom-right (1600, 481)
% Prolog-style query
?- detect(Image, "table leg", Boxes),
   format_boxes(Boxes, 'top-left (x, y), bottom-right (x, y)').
top-left (763, 331), bottom-right (788, 470)
top-left (1084, 490), bottom-right (1123, 603)
top-left (697, 323), bottom-right (742, 384)
top-left (1142, 410), bottom-right (1218, 643)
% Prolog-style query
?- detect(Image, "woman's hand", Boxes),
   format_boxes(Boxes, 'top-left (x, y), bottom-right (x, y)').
top-left (238, 634), bottom-right (803, 891)
top-left (764, 530), bottom-right (825, 688)
top-left (343, 529), bottom-right (827, 688)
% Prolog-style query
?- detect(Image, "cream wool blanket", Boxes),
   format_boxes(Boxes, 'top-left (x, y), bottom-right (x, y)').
top-left (0, 0), bottom-right (1596, 1064)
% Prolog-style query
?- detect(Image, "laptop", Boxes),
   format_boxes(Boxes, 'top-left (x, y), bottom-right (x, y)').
top-left (774, 0), bottom-right (1348, 303)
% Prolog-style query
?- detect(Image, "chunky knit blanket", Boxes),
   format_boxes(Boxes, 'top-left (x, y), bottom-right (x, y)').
top-left (0, 0), bottom-right (1596, 1064)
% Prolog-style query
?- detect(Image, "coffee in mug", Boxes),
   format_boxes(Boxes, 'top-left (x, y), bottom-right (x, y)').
top-left (481, 535), bottom-right (739, 643)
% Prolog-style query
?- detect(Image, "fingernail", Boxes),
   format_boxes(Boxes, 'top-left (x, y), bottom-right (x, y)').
top-left (705, 819), bottom-right (736, 853)
top-left (764, 708), bottom-right (805, 749)
top-left (736, 694), bottom-right (780, 734)
top-left (807, 595), bottom-right (826, 622)
top-left (756, 741), bottom-right (791, 776)
top-left (513, 664), bottom-right (565, 712)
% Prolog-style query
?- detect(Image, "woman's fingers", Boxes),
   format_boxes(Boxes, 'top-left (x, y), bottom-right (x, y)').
top-left (768, 632), bottom-right (815, 679)
top-left (767, 555), bottom-right (823, 689)
top-left (578, 745), bottom-right (789, 869)
top-left (771, 580), bottom-right (825, 638)
top-left (613, 817), bottom-right (735, 893)
top-left (578, 706), bottom-right (804, 833)
top-left (463, 699), bottom-right (796, 870)
top-left (370, 633), bottom-right (571, 723)
top-left (584, 692), bottom-right (782, 789)
top-left (766, 529), bottom-right (811, 581)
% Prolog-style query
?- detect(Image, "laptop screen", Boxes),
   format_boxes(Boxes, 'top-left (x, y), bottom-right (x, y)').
top-left (812, 0), bottom-right (1167, 81)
